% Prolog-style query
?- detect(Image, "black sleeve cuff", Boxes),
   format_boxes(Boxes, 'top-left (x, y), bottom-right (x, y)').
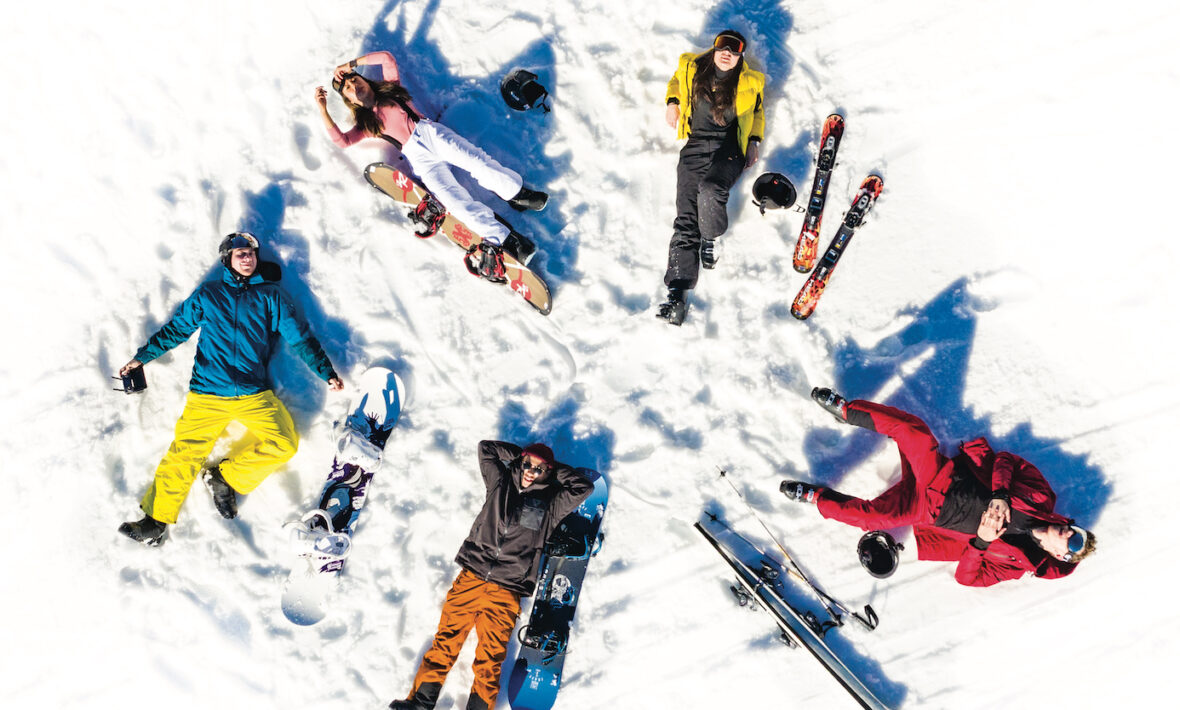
top-left (666, 98), bottom-right (680, 106)
top-left (970, 537), bottom-right (992, 551)
top-left (990, 489), bottom-right (1011, 504)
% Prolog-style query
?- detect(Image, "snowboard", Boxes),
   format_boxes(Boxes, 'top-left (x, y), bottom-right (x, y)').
top-left (364, 162), bottom-right (552, 315)
top-left (791, 174), bottom-right (884, 320)
top-left (696, 520), bottom-right (889, 710)
top-left (792, 114), bottom-right (845, 273)
top-left (280, 367), bottom-right (405, 626)
top-left (506, 470), bottom-right (609, 710)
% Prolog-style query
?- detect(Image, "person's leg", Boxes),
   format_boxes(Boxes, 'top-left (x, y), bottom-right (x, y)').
top-left (406, 570), bottom-right (484, 705)
top-left (140, 392), bottom-right (232, 524)
top-left (217, 390), bottom-right (299, 495)
top-left (418, 121), bottom-right (523, 200)
top-left (696, 134), bottom-right (745, 243)
top-left (817, 401), bottom-right (951, 529)
top-left (663, 137), bottom-right (717, 290)
top-left (468, 582), bottom-right (522, 710)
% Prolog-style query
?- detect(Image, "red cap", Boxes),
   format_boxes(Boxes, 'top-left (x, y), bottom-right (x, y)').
top-left (521, 443), bottom-right (554, 465)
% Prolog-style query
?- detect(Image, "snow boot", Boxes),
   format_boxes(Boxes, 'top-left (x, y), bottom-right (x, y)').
top-left (466, 693), bottom-right (491, 710)
top-left (780, 480), bottom-right (822, 504)
top-left (118, 515), bottom-right (169, 546)
top-left (203, 463), bottom-right (238, 519)
top-left (464, 242), bottom-right (508, 283)
top-left (389, 682), bottom-right (441, 710)
top-left (700, 238), bottom-right (719, 269)
top-left (508, 186), bottom-right (548, 212)
top-left (656, 289), bottom-right (688, 326)
top-left (502, 230), bottom-right (537, 265)
top-left (811, 387), bottom-right (848, 423)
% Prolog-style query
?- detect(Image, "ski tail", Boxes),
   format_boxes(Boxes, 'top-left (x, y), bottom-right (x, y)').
top-left (695, 522), bottom-right (891, 710)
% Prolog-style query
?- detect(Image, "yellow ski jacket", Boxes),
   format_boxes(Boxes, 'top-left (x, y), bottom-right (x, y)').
top-left (666, 52), bottom-right (765, 154)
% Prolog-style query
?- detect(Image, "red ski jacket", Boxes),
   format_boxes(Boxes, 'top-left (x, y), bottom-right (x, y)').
top-left (919, 437), bottom-right (1077, 587)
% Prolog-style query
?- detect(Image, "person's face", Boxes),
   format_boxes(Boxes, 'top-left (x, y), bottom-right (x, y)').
top-left (230, 247), bottom-right (257, 277)
top-left (520, 454), bottom-right (550, 489)
top-left (1034, 524), bottom-right (1076, 561)
top-left (341, 75), bottom-right (373, 107)
top-left (714, 47), bottom-right (741, 72)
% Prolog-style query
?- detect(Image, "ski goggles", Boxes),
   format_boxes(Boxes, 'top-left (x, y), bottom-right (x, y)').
top-left (225, 232), bottom-right (259, 251)
top-left (713, 34), bottom-right (745, 54)
top-left (1062, 525), bottom-right (1089, 562)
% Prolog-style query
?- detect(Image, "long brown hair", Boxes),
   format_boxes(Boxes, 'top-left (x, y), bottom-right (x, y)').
top-left (691, 50), bottom-right (743, 125)
top-left (341, 76), bottom-right (416, 137)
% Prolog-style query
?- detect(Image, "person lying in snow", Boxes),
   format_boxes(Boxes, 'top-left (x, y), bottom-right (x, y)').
top-left (781, 389), bottom-right (1096, 587)
top-left (117, 233), bottom-right (343, 547)
top-left (389, 441), bottom-right (592, 710)
top-left (315, 50), bottom-right (547, 275)
top-left (657, 29), bottom-right (765, 326)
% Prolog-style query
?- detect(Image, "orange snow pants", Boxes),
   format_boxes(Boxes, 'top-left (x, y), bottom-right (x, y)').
top-left (140, 390), bottom-right (299, 524)
top-left (409, 568), bottom-right (522, 708)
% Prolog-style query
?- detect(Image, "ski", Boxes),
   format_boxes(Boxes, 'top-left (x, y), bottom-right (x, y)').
top-left (791, 174), bottom-right (884, 320)
top-left (696, 521), bottom-right (890, 710)
top-left (507, 470), bottom-right (609, 710)
top-left (792, 114), bottom-right (845, 273)
top-left (364, 162), bottom-right (552, 315)
top-left (280, 367), bottom-right (405, 625)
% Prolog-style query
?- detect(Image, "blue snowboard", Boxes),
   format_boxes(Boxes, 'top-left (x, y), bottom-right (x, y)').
top-left (506, 469), bottom-right (608, 710)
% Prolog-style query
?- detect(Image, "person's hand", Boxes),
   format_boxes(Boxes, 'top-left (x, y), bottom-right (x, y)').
top-left (328, 376), bottom-right (345, 391)
top-left (976, 507), bottom-right (1008, 543)
top-left (744, 141), bottom-right (760, 169)
top-left (333, 63), bottom-right (352, 83)
top-left (665, 103), bottom-right (680, 129)
top-left (315, 86), bottom-right (328, 108)
top-left (120, 359), bottom-right (143, 377)
top-left (987, 497), bottom-right (1011, 524)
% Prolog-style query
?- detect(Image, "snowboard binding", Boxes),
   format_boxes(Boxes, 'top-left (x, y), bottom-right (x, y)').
top-left (409, 194), bottom-right (447, 238)
top-left (285, 509), bottom-right (352, 574)
top-left (464, 242), bottom-right (508, 283)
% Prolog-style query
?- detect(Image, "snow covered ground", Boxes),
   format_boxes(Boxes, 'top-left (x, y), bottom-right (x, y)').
top-left (4, 0), bottom-right (1178, 707)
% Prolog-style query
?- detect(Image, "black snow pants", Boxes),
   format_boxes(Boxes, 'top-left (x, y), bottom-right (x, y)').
top-left (663, 130), bottom-right (745, 290)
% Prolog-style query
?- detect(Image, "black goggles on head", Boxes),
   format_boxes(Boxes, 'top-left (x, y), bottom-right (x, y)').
top-left (713, 34), bottom-right (745, 54)
top-left (225, 232), bottom-right (259, 251)
top-left (332, 71), bottom-right (360, 93)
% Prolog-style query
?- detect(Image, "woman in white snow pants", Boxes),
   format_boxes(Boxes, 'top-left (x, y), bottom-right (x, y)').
top-left (315, 50), bottom-right (547, 246)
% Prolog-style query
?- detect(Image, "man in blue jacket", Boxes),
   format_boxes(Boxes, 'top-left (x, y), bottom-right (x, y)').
top-left (118, 233), bottom-right (343, 547)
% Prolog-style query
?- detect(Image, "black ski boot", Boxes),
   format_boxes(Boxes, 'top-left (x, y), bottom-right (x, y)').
top-left (502, 230), bottom-right (537, 265)
top-left (700, 238), bottom-right (719, 269)
top-left (508, 186), bottom-right (548, 212)
top-left (389, 682), bottom-right (441, 709)
top-left (780, 480), bottom-right (822, 504)
top-left (203, 463), bottom-right (238, 519)
top-left (466, 693), bottom-right (491, 710)
top-left (811, 387), bottom-right (848, 423)
top-left (118, 515), bottom-right (169, 546)
top-left (656, 288), bottom-right (688, 326)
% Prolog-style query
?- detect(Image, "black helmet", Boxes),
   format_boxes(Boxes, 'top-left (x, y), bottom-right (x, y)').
top-left (858, 531), bottom-right (903, 578)
top-left (501, 69), bottom-right (550, 113)
top-left (751, 172), bottom-right (797, 214)
top-left (218, 231), bottom-right (260, 269)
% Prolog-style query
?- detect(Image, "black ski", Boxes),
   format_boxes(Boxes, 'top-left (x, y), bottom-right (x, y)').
top-left (696, 521), bottom-right (890, 710)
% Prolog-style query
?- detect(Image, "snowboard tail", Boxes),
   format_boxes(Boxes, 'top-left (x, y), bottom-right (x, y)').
top-left (364, 162), bottom-right (552, 315)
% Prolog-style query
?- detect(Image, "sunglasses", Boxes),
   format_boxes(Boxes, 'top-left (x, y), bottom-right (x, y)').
top-left (713, 34), bottom-right (745, 54)
top-left (332, 71), bottom-right (360, 93)
top-left (521, 460), bottom-right (549, 474)
top-left (1061, 526), bottom-right (1087, 562)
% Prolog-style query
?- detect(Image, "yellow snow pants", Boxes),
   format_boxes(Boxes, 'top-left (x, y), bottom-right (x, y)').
top-left (140, 390), bottom-right (299, 524)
